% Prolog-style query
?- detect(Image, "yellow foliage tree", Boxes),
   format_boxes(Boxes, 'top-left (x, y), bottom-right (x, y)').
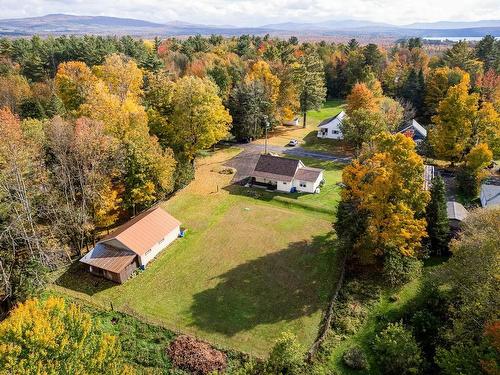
top-left (93, 54), bottom-right (143, 104)
top-left (430, 74), bottom-right (500, 161)
top-left (0, 297), bottom-right (126, 375)
top-left (429, 74), bottom-right (479, 161)
top-left (55, 61), bottom-right (96, 112)
top-left (245, 60), bottom-right (281, 106)
top-left (424, 66), bottom-right (466, 118)
top-left (346, 82), bottom-right (378, 114)
top-left (170, 76), bottom-right (232, 162)
top-left (342, 133), bottom-right (429, 261)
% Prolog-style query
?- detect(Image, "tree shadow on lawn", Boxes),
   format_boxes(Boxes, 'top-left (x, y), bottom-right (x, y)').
top-left (55, 261), bottom-right (116, 296)
top-left (302, 131), bottom-right (354, 156)
top-left (189, 232), bottom-right (340, 337)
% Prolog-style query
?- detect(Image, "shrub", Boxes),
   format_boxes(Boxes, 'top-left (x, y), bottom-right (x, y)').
top-left (0, 297), bottom-right (124, 374)
top-left (267, 332), bottom-right (304, 374)
top-left (174, 156), bottom-right (195, 190)
top-left (342, 346), bottom-right (368, 370)
top-left (383, 249), bottom-right (422, 286)
top-left (167, 335), bottom-right (227, 374)
top-left (373, 322), bottom-right (423, 375)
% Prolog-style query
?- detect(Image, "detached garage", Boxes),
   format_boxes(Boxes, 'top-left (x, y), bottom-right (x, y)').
top-left (80, 206), bottom-right (181, 283)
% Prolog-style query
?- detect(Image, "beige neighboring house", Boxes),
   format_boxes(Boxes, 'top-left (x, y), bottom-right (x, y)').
top-left (250, 154), bottom-right (324, 193)
top-left (80, 206), bottom-right (181, 283)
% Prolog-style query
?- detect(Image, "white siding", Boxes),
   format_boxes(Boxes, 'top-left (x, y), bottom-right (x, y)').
top-left (292, 171), bottom-right (324, 193)
top-left (138, 226), bottom-right (180, 266)
top-left (277, 180), bottom-right (291, 192)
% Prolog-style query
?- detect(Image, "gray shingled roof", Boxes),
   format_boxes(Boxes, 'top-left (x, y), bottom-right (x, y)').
top-left (295, 166), bottom-right (323, 182)
top-left (252, 154), bottom-right (300, 182)
top-left (318, 111), bottom-right (346, 127)
top-left (481, 183), bottom-right (500, 206)
top-left (447, 201), bottom-right (468, 221)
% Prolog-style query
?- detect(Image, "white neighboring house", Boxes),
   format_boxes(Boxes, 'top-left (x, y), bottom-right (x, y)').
top-left (250, 154), bottom-right (324, 193)
top-left (480, 182), bottom-right (500, 207)
top-left (317, 111), bottom-right (345, 140)
top-left (80, 206), bottom-right (181, 283)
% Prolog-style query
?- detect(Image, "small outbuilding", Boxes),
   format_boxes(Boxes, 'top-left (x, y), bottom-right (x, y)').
top-left (250, 154), bottom-right (324, 193)
top-left (317, 111), bottom-right (345, 140)
top-left (446, 201), bottom-right (468, 230)
top-left (80, 206), bottom-right (181, 283)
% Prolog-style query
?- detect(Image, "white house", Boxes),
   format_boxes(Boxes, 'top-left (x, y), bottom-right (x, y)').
top-left (80, 206), bottom-right (181, 283)
top-left (317, 111), bottom-right (345, 140)
top-left (480, 182), bottom-right (500, 207)
top-left (250, 154), bottom-right (324, 193)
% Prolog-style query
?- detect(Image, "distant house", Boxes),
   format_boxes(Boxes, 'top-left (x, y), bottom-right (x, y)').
top-left (423, 165), bottom-right (435, 191)
top-left (447, 201), bottom-right (468, 230)
top-left (317, 111), bottom-right (345, 140)
top-left (80, 206), bottom-right (181, 283)
top-left (250, 154), bottom-right (324, 193)
top-left (398, 120), bottom-right (427, 143)
top-left (480, 181), bottom-right (500, 207)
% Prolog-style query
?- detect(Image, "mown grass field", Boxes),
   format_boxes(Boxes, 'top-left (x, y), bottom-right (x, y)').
top-left (52, 147), bottom-right (344, 356)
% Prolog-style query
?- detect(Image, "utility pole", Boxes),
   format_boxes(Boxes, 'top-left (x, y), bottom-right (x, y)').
top-left (264, 115), bottom-right (269, 154)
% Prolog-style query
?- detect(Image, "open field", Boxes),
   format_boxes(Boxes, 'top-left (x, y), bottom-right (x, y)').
top-left (52, 147), bottom-right (344, 356)
top-left (255, 99), bottom-right (350, 155)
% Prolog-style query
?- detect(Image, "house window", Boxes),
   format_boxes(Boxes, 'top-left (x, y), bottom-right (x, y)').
top-left (299, 182), bottom-right (307, 188)
top-left (282, 182), bottom-right (287, 185)
top-left (333, 130), bottom-right (339, 134)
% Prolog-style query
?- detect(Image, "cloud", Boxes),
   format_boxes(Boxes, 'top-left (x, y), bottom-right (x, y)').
top-left (0, 0), bottom-right (499, 26)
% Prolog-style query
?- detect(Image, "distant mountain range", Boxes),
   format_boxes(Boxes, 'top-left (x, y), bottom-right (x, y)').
top-left (0, 14), bottom-right (499, 39)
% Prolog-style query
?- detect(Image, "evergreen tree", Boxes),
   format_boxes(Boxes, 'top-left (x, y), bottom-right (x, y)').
top-left (401, 68), bottom-right (424, 114)
top-left (296, 51), bottom-right (327, 128)
top-left (426, 175), bottom-right (450, 255)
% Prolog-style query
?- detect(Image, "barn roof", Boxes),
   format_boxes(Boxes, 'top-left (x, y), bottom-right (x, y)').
top-left (100, 206), bottom-right (181, 256)
top-left (80, 243), bottom-right (137, 273)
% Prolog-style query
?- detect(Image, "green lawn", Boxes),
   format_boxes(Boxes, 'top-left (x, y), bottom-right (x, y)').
top-left (52, 149), bottom-right (344, 357)
top-left (305, 99), bottom-right (345, 124)
top-left (230, 157), bottom-right (343, 220)
top-left (301, 99), bottom-right (352, 155)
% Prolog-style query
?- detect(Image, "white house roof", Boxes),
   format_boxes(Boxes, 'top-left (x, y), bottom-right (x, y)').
top-left (480, 184), bottom-right (500, 207)
top-left (317, 111), bottom-right (346, 128)
top-left (399, 120), bottom-right (427, 138)
top-left (251, 154), bottom-right (324, 183)
top-left (100, 206), bottom-right (181, 256)
top-left (447, 201), bottom-right (468, 221)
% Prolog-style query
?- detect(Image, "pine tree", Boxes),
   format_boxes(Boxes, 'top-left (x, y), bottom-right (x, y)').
top-left (296, 51), bottom-right (327, 127)
top-left (426, 175), bottom-right (450, 255)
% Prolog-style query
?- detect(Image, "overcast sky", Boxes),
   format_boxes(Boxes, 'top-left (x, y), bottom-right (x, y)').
top-left (1, 0), bottom-right (499, 26)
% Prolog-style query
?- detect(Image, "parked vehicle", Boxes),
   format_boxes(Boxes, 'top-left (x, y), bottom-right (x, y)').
top-left (288, 139), bottom-right (298, 146)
